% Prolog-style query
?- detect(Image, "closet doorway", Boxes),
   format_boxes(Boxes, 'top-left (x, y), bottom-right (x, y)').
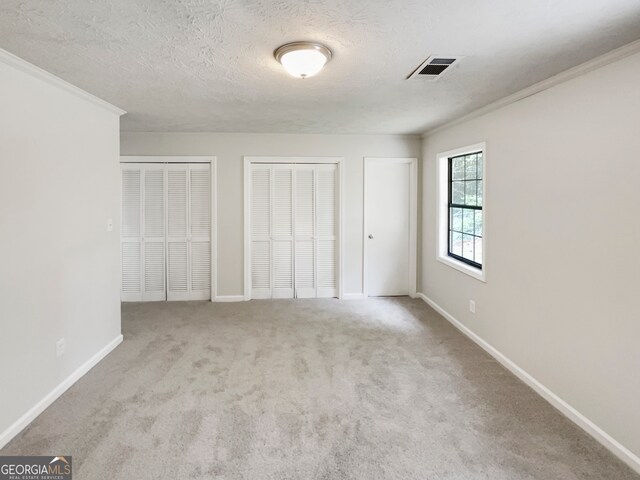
top-left (120, 156), bottom-right (216, 302)
top-left (243, 157), bottom-right (343, 300)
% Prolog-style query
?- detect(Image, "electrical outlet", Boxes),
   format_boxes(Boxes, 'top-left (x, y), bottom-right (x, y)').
top-left (469, 300), bottom-right (476, 314)
top-left (106, 218), bottom-right (114, 232)
top-left (56, 338), bottom-right (66, 358)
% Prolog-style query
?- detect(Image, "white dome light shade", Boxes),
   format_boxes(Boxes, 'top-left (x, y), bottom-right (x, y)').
top-left (274, 42), bottom-right (332, 79)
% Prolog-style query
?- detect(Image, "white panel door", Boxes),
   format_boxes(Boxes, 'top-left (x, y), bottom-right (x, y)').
top-left (121, 165), bottom-right (143, 301)
top-left (294, 165), bottom-right (316, 298)
top-left (365, 161), bottom-right (410, 296)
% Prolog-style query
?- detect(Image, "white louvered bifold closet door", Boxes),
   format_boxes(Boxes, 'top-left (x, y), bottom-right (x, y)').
top-left (189, 165), bottom-right (212, 300)
top-left (294, 165), bottom-right (317, 298)
top-left (251, 164), bottom-right (295, 299)
top-left (250, 163), bottom-right (337, 299)
top-left (121, 164), bottom-right (166, 301)
top-left (121, 165), bottom-right (143, 301)
top-left (251, 165), bottom-right (273, 299)
top-left (166, 164), bottom-right (211, 301)
top-left (315, 164), bottom-right (338, 297)
top-left (272, 165), bottom-right (294, 298)
top-left (143, 166), bottom-right (167, 301)
top-left (166, 165), bottom-right (189, 300)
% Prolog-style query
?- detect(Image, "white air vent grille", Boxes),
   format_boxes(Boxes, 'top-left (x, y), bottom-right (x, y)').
top-left (408, 55), bottom-right (463, 80)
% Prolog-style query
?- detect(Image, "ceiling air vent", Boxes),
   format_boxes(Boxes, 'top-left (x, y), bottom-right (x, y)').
top-left (408, 56), bottom-right (463, 80)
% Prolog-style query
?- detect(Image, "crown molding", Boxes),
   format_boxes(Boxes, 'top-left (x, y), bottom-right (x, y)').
top-left (0, 48), bottom-right (126, 116)
top-left (423, 39), bottom-right (640, 138)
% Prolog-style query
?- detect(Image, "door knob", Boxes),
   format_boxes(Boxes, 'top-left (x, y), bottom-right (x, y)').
top-left (368, 234), bottom-right (374, 239)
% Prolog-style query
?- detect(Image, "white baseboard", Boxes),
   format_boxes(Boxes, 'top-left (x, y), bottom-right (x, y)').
top-left (416, 292), bottom-right (640, 474)
top-left (0, 334), bottom-right (124, 450)
top-left (213, 295), bottom-right (245, 302)
top-left (342, 293), bottom-right (366, 300)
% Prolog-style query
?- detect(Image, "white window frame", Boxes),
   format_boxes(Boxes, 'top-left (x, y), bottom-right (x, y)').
top-left (436, 143), bottom-right (486, 282)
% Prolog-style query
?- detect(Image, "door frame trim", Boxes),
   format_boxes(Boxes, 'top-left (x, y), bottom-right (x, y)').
top-left (120, 155), bottom-right (217, 302)
top-left (243, 156), bottom-right (345, 301)
top-left (363, 157), bottom-right (418, 298)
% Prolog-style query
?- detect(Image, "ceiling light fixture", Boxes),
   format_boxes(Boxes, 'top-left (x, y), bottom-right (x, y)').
top-left (274, 42), bottom-right (332, 79)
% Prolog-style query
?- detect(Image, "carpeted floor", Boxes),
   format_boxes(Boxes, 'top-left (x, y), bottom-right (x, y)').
top-left (2, 298), bottom-right (637, 479)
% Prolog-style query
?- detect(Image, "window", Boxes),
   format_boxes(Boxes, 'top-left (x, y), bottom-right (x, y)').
top-left (448, 151), bottom-right (483, 268)
top-left (437, 143), bottom-right (485, 281)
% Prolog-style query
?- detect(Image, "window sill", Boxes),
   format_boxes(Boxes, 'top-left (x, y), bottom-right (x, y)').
top-left (437, 254), bottom-right (486, 282)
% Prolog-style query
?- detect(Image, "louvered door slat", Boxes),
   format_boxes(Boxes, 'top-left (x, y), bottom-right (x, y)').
top-left (272, 165), bottom-right (294, 298)
top-left (121, 242), bottom-right (141, 296)
top-left (142, 167), bottom-right (166, 300)
top-left (190, 167), bottom-right (211, 238)
top-left (168, 242), bottom-right (188, 295)
top-left (251, 165), bottom-right (272, 298)
top-left (168, 169), bottom-right (187, 237)
top-left (295, 165), bottom-right (316, 298)
top-left (122, 169), bottom-right (141, 238)
top-left (121, 166), bottom-right (142, 301)
top-left (167, 165), bottom-right (190, 301)
top-left (189, 165), bottom-right (211, 300)
top-left (316, 165), bottom-right (338, 297)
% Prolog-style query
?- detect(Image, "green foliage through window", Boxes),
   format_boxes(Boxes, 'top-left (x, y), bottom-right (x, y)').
top-left (448, 152), bottom-right (483, 268)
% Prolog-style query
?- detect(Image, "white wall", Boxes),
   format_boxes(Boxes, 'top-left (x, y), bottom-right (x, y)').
top-left (0, 52), bottom-right (122, 444)
top-left (121, 132), bottom-right (421, 297)
top-left (420, 51), bottom-right (640, 463)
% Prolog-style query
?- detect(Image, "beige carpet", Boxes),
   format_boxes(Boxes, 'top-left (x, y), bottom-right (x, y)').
top-left (2, 298), bottom-right (637, 479)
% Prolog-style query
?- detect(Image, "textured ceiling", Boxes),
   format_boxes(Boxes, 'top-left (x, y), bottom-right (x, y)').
top-left (1, 0), bottom-right (640, 134)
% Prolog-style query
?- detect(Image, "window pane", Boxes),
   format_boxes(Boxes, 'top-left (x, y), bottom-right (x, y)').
top-left (465, 155), bottom-right (477, 180)
top-left (451, 207), bottom-right (462, 232)
top-left (462, 234), bottom-right (474, 260)
top-left (474, 210), bottom-right (483, 236)
top-left (476, 153), bottom-right (483, 179)
top-left (462, 209), bottom-right (474, 234)
top-left (477, 180), bottom-right (483, 207)
top-left (451, 231), bottom-right (463, 256)
top-left (452, 157), bottom-right (465, 180)
top-left (452, 181), bottom-right (464, 204)
top-left (474, 237), bottom-right (483, 264)
top-left (465, 181), bottom-right (477, 206)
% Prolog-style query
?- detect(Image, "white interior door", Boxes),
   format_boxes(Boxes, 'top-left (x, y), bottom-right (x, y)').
top-left (365, 160), bottom-right (411, 296)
